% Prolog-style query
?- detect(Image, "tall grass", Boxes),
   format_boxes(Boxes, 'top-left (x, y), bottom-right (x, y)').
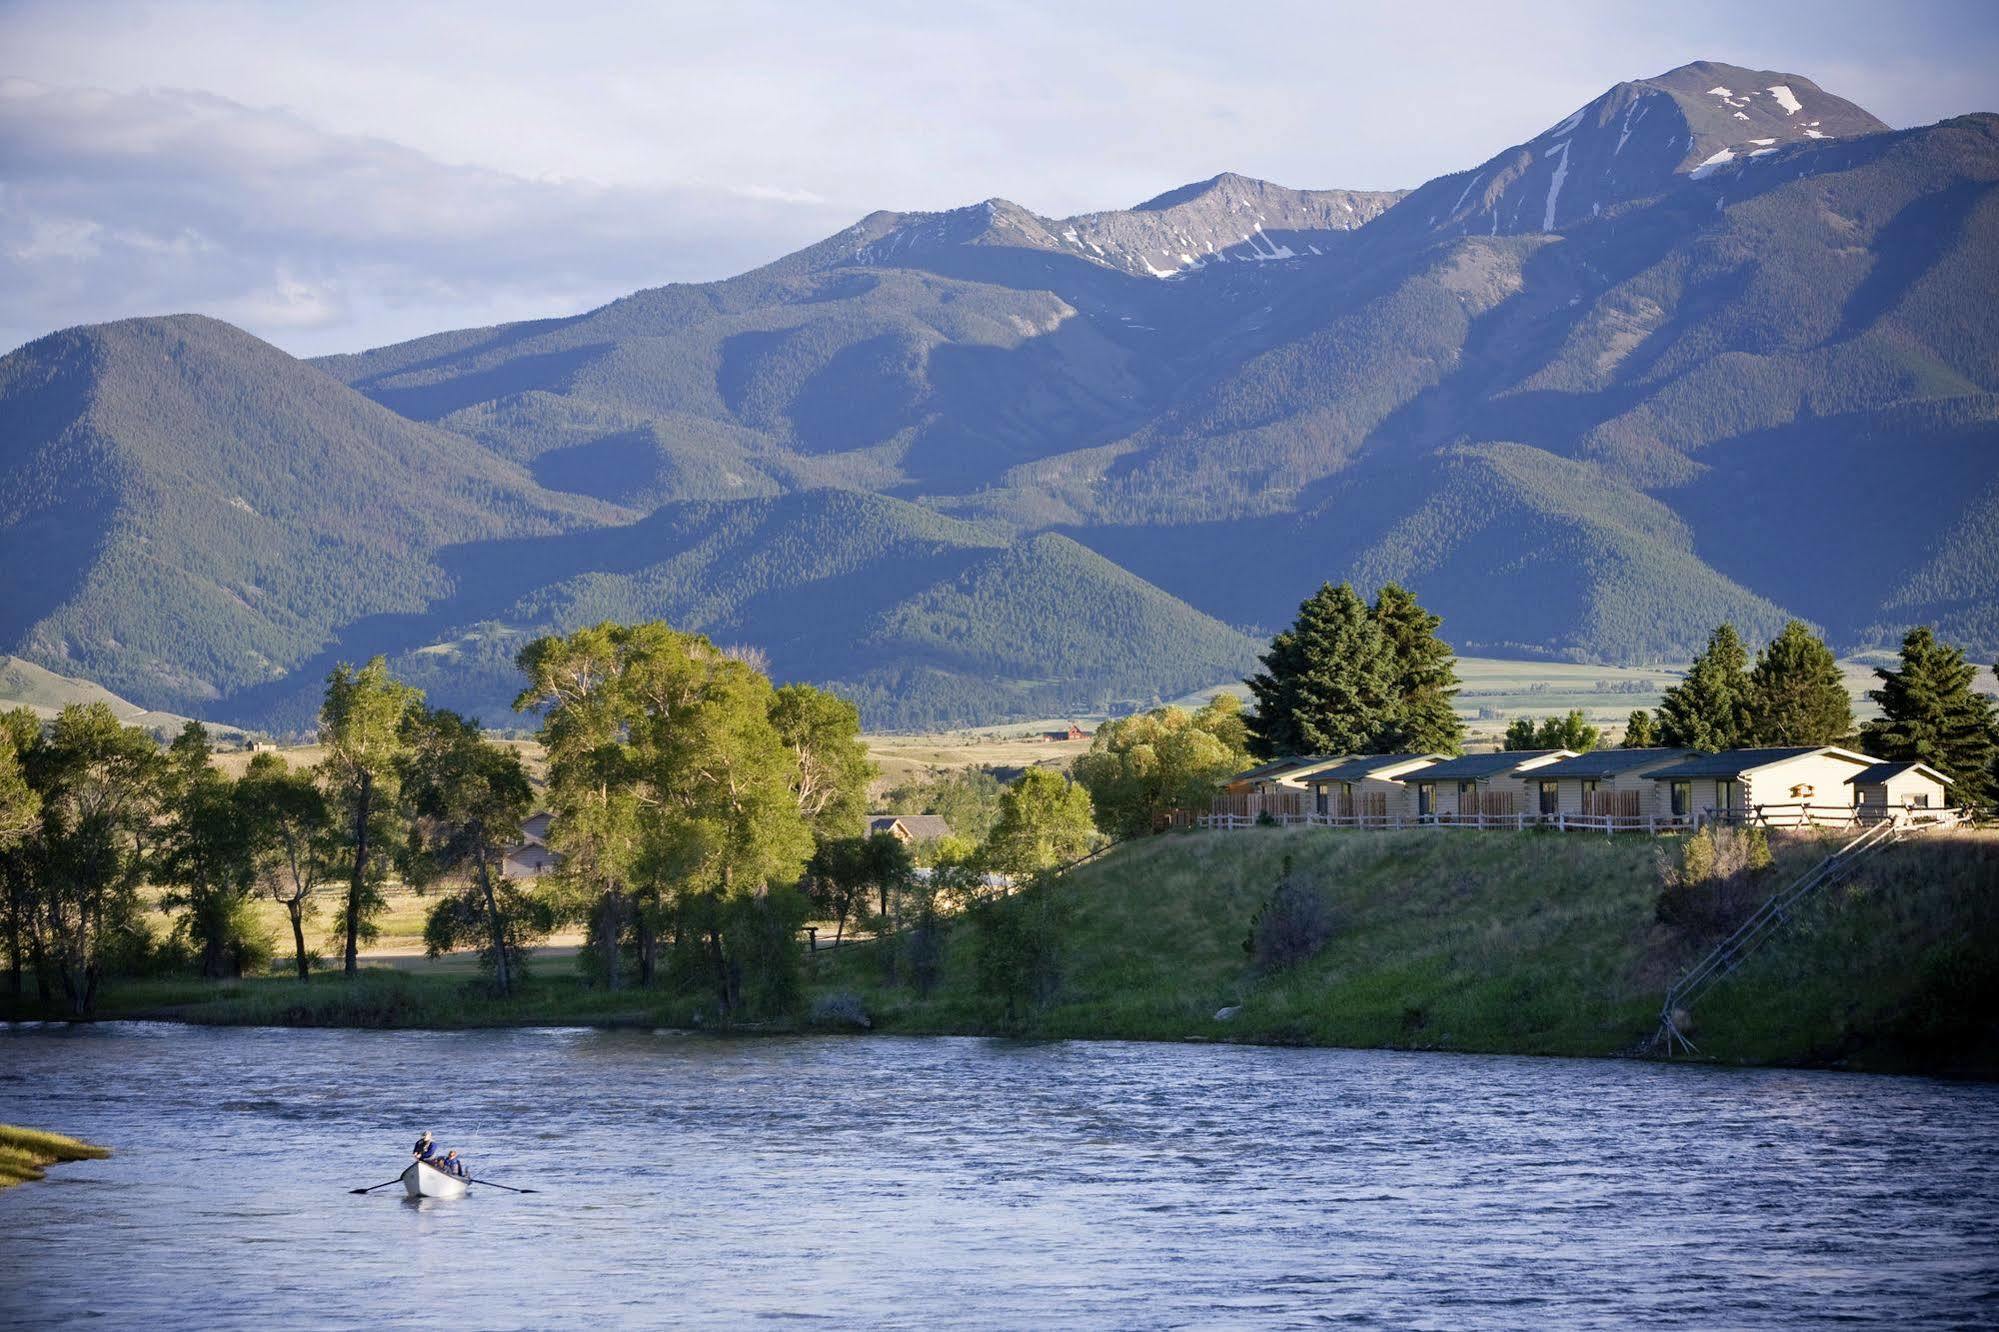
top-left (0, 1125), bottom-right (110, 1189)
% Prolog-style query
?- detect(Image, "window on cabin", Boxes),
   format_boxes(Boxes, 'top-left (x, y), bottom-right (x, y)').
top-left (1716, 779), bottom-right (1737, 811)
top-left (1670, 781), bottom-right (1691, 818)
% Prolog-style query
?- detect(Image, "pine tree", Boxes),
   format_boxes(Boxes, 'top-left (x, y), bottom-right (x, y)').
top-left (1370, 584), bottom-right (1465, 755)
top-left (1245, 583), bottom-right (1397, 759)
top-left (1621, 709), bottom-right (1658, 749)
top-left (1745, 620), bottom-right (1853, 746)
top-left (1656, 625), bottom-right (1750, 752)
top-left (1861, 628), bottom-right (1998, 808)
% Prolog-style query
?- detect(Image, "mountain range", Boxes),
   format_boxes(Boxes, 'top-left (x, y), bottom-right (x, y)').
top-left (3, 60), bottom-right (1995, 731)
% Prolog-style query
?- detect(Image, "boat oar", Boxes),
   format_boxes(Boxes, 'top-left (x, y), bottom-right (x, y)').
top-left (350, 1175), bottom-right (406, 1194)
top-left (467, 1177), bottom-right (537, 1194)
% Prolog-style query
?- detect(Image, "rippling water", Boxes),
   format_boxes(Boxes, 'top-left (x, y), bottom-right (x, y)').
top-left (2, 1023), bottom-right (1996, 1328)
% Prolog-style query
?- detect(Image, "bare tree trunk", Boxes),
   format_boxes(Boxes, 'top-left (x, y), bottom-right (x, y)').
top-left (706, 925), bottom-right (729, 1015)
top-left (477, 859), bottom-right (511, 997)
top-left (599, 883), bottom-right (622, 990)
top-left (288, 902), bottom-right (309, 982)
top-left (344, 769), bottom-right (372, 976)
top-left (635, 907), bottom-right (656, 988)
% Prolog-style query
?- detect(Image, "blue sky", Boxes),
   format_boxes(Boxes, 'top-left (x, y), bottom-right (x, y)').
top-left (3, 0), bottom-right (1996, 355)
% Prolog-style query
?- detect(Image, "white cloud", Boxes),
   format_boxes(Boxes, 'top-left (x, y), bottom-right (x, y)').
top-left (0, 79), bottom-right (849, 354)
top-left (0, 0), bottom-right (1993, 354)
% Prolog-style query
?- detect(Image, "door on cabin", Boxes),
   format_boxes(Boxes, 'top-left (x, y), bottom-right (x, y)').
top-left (1539, 780), bottom-right (1559, 817)
top-left (1670, 781), bottom-right (1691, 819)
top-left (1417, 784), bottom-right (1434, 818)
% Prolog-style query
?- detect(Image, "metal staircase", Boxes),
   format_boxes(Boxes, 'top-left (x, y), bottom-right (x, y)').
top-left (1654, 815), bottom-right (1919, 1054)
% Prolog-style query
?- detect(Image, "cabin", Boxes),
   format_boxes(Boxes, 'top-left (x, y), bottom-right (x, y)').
top-left (1407, 750), bottom-right (1575, 820)
top-left (1044, 722), bottom-right (1092, 742)
top-left (1643, 746), bottom-right (1881, 826)
top-left (519, 811), bottom-right (553, 845)
top-left (1847, 761), bottom-right (1952, 812)
top-left (501, 842), bottom-right (562, 881)
top-left (1304, 754), bottom-right (1446, 822)
top-left (1527, 748), bottom-right (1693, 824)
top-left (1222, 755), bottom-right (1349, 795)
top-left (867, 813), bottom-right (953, 844)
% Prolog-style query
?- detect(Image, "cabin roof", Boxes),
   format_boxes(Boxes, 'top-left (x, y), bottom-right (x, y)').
top-left (1646, 747), bottom-right (1874, 779)
top-left (1415, 750), bottom-right (1568, 780)
top-left (868, 813), bottom-right (953, 839)
top-left (1846, 761), bottom-right (1953, 786)
top-left (1228, 755), bottom-right (1339, 783)
top-left (1308, 753), bottom-right (1446, 784)
top-left (1531, 748), bottom-right (1692, 778)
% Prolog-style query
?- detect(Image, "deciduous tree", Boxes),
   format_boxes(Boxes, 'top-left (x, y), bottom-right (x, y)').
top-left (237, 752), bottom-right (339, 982)
top-left (319, 657), bottom-right (423, 975)
top-left (401, 709), bottom-right (544, 996)
top-left (1073, 696), bottom-right (1249, 838)
top-left (982, 769), bottom-right (1096, 881)
top-left (156, 723), bottom-right (258, 978)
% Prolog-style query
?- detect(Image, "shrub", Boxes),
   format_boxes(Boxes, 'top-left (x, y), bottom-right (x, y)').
top-left (1656, 826), bottom-right (1773, 931)
top-left (1245, 856), bottom-right (1336, 971)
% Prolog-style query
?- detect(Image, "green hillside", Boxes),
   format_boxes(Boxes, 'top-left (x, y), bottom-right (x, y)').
top-left (0, 316), bottom-right (619, 712)
top-left (833, 827), bottom-right (1999, 1073)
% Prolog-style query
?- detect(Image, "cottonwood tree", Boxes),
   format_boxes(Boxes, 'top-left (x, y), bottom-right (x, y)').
top-left (1371, 584), bottom-right (1465, 755)
top-left (1656, 625), bottom-right (1751, 752)
top-left (1504, 710), bottom-right (1603, 753)
top-left (515, 624), bottom-right (644, 989)
top-left (1246, 582), bottom-right (1396, 759)
top-left (0, 709), bottom-right (42, 996)
top-left (1073, 696), bottom-right (1249, 838)
top-left (156, 723), bottom-right (258, 978)
top-left (982, 769), bottom-right (1096, 882)
top-left (237, 752), bottom-right (339, 982)
top-left (19, 704), bottom-right (163, 1015)
top-left (1745, 620), bottom-right (1853, 746)
top-left (401, 709), bottom-right (545, 996)
top-left (770, 683), bottom-right (875, 841)
top-left (1862, 627), bottom-right (1998, 808)
top-left (319, 658), bottom-right (424, 975)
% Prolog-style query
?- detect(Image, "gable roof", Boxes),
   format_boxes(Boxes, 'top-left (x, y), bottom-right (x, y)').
top-left (868, 813), bottom-right (953, 839)
top-left (1228, 755), bottom-right (1347, 784)
top-left (1531, 748), bottom-right (1693, 779)
top-left (1644, 747), bottom-right (1876, 780)
top-left (1846, 761), bottom-right (1954, 787)
top-left (520, 811), bottom-right (553, 843)
top-left (1414, 750), bottom-right (1571, 781)
top-left (1308, 753), bottom-right (1447, 784)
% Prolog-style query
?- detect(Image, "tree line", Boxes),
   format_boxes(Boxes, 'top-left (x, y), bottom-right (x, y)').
top-left (0, 621), bottom-right (1110, 1020)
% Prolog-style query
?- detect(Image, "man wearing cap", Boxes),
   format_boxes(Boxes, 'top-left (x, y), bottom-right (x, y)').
top-left (411, 1131), bottom-right (437, 1163)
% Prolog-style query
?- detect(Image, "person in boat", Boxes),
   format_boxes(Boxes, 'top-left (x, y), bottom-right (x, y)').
top-left (412, 1131), bottom-right (437, 1163)
top-left (442, 1150), bottom-right (468, 1179)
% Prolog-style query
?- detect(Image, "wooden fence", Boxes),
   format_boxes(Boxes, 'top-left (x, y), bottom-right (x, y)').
top-left (1188, 794), bottom-right (1970, 837)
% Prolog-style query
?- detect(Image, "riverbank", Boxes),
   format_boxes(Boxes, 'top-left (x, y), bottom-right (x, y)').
top-left (8, 828), bottom-right (1995, 1075)
top-left (0, 1124), bottom-right (109, 1189)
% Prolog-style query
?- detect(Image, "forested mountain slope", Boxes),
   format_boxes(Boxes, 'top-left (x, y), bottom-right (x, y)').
top-left (4, 61), bottom-right (1995, 729)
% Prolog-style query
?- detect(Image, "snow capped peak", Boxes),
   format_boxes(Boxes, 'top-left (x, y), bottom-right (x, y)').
top-left (1402, 60), bottom-right (1890, 239)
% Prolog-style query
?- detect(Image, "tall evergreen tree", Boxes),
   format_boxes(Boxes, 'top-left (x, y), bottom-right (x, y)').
top-left (1745, 620), bottom-right (1854, 746)
top-left (1861, 628), bottom-right (1998, 808)
top-left (1370, 584), bottom-right (1465, 755)
top-left (1656, 625), bottom-right (1751, 752)
top-left (1245, 583), bottom-right (1396, 760)
top-left (1621, 709), bottom-right (1659, 749)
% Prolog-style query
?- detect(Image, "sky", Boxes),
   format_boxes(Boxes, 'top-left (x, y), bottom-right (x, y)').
top-left (3, 0), bottom-right (1997, 356)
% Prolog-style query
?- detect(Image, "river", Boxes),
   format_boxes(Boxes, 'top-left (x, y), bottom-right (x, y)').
top-left (2, 1023), bottom-right (1995, 1328)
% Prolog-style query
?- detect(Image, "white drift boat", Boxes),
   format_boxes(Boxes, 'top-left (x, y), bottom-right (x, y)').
top-left (401, 1159), bottom-right (469, 1199)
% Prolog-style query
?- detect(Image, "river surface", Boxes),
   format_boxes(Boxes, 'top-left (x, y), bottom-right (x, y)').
top-left (2, 1024), bottom-right (1996, 1328)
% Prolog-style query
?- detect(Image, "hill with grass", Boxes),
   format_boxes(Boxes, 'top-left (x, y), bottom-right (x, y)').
top-left (3, 60), bottom-right (1996, 729)
top-left (834, 826), bottom-right (1999, 1074)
